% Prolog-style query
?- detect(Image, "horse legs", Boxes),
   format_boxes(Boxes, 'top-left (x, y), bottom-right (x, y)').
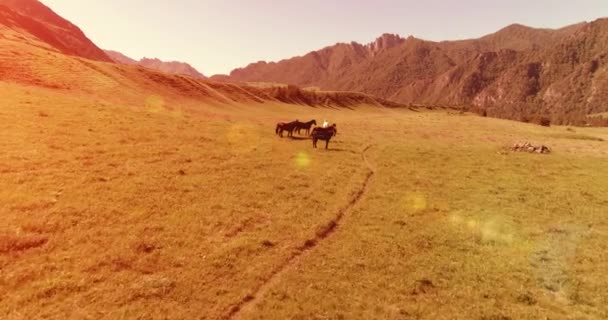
top-left (325, 139), bottom-right (329, 149)
top-left (313, 137), bottom-right (317, 148)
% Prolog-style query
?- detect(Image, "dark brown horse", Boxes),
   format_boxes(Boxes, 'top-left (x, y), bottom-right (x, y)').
top-left (276, 120), bottom-right (299, 137)
top-left (311, 124), bottom-right (337, 149)
top-left (295, 120), bottom-right (317, 135)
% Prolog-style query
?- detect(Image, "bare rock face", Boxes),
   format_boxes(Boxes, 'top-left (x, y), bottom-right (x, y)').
top-left (365, 33), bottom-right (405, 56)
top-left (217, 18), bottom-right (608, 125)
top-left (512, 142), bottom-right (551, 154)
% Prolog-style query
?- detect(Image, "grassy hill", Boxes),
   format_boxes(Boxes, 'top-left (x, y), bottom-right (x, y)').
top-left (2, 3), bottom-right (608, 319)
top-left (2, 78), bottom-right (608, 319)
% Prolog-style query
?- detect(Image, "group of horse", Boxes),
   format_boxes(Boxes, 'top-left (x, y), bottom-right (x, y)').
top-left (275, 120), bottom-right (338, 149)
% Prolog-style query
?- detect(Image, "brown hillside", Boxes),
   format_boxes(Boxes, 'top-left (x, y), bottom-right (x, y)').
top-left (104, 50), bottom-right (138, 65)
top-left (0, 1), bottom-right (403, 110)
top-left (0, 0), bottom-right (111, 62)
top-left (0, 22), bottom-right (403, 110)
top-left (139, 57), bottom-right (207, 79)
top-left (105, 50), bottom-right (208, 79)
top-left (217, 34), bottom-right (406, 87)
top-left (216, 19), bottom-right (608, 125)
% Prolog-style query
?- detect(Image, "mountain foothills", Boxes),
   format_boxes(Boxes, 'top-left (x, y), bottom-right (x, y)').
top-left (105, 50), bottom-right (207, 79)
top-left (213, 20), bottom-right (608, 125)
top-left (1, 0), bottom-right (607, 125)
top-left (0, 0), bottom-right (401, 109)
top-left (0, 0), bottom-right (111, 62)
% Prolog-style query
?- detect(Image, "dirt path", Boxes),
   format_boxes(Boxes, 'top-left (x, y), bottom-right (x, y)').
top-left (223, 145), bottom-right (376, 319)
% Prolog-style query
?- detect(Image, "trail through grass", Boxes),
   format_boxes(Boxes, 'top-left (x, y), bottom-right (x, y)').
top-left (1, 84), bottom-right (608, 319)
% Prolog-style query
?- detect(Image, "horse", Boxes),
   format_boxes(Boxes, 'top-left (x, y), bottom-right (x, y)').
top-left (275, 120), bottom-right (299, 138)
top-left (295, 120), bottom-right (317, 135)
top-left (311, 124), bottom-right (337, 149)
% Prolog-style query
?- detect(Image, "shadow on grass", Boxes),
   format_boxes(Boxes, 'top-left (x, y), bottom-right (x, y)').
top-left (321, 148), bottom-right (358, 154)
top-left (289, 136), bottom-right (311, 141)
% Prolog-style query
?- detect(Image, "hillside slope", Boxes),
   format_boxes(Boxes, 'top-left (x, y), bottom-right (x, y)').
top-left (2, 0), bottom-right (400, 110)
top-left (104, 50), bottom-right (138, 65)
top-left (0, 26), bottom-right (404, 110)
top-left (0, 0), bottom-right (111, 62)
top-left (214, 19), bottom-right (608, 125)
top-left (2, 3), bottom-right (608, 319)
top-left (105, 50), bottom-right (208, 79)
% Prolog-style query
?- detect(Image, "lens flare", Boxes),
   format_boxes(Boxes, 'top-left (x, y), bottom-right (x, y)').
top-left (449, 213), bottom-right (463, 224)
top-left (402, 192), bottom-right (427, 213)
top-left (451, 214), bottom-right (518, 246)
top-left (467, 219), bottom-right (478, 230)
top-left (146, 95), bottom-right (165, 113)
top-left (295, 151), bottom-right (311, 168)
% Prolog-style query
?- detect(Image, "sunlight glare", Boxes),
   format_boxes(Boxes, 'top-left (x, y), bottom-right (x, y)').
top-left (146, 95), bottom-right (165, 113)
top-left (402, 192), bottom-right (428, 213)
top-left (295, 151), bottom-right (311, 168)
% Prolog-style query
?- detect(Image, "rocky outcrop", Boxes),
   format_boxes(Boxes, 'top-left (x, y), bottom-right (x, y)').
top-left (365, 33), bottom-right (405, 56)
top-left (215, 18), bottom-right (608, 125)
top-left (512, 142), bottom-right (551, 154)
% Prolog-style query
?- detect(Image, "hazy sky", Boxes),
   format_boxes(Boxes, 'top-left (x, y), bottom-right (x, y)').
top-left (42, 0), bottom-right (607, 76)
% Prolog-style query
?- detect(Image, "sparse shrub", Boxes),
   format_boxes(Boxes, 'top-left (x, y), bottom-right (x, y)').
top-left (538, 117), bottom-right (551, 127)
top-left (261, 240), bottom-right (275, 248)
top-left (516, 292), bottom-right (538, 305)
top-left (531, 116), bottom-right (551, 127)
top-left (0, 234), bottom-right (48, 253)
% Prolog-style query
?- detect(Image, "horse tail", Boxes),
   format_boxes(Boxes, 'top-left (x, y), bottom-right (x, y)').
top-left (275, 124), bottom-right (280, 135)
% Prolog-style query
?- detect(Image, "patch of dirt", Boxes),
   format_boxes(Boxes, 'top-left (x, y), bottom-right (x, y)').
top-left (0, 233), bottom-right (48, 254)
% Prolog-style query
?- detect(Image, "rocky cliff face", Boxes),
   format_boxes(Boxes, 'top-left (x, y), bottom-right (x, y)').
top-left (365, 33), bottom-right (405, 56)
top-left (214, 19), bottom-right (608, 125)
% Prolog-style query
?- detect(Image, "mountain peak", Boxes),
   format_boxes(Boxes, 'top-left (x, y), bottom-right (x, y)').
top-left (366, 33), bottom-right (405, 55)
top-left (501, 23), bottom-right (532, 30)
top-left (141, 57), bottom-right (162, 63)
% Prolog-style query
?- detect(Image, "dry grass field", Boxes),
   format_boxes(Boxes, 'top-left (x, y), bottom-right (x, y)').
top-left (1, 80), bottom-right (608, 320)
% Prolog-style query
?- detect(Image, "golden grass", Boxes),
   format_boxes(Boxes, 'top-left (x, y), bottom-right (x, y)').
top-left (547, 132), bottom-right (605, 142)
top-left (1, 84), bottom-right (608, 320)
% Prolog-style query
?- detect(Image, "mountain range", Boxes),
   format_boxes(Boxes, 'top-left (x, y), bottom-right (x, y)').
top-left (1, 0), bottom-right (607, 125)
top-left (212, 20), bottom-right (608, 125)
top-left (104, 50), bottom-right (206, 79)
top-left (0, 0), bottom-right (401, 109)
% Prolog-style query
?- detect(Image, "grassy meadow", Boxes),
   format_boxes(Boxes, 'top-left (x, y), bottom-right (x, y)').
top-left (1, 82), bottom-right (608, 319)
